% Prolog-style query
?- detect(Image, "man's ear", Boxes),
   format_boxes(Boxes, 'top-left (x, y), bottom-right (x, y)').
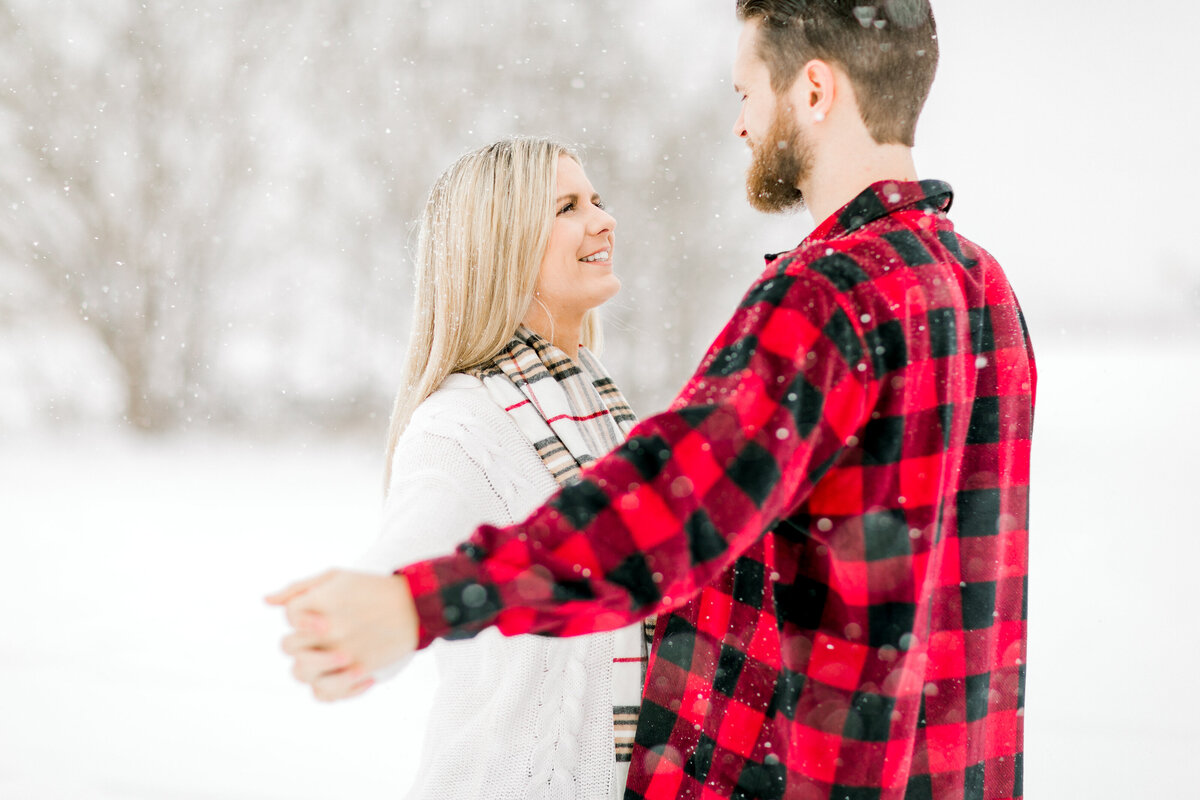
top-left (788, 58), bottom-right (836, 123)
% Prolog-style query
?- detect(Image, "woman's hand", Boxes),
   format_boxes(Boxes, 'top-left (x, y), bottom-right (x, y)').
top-left (266, 569), bottom-right (418, 701)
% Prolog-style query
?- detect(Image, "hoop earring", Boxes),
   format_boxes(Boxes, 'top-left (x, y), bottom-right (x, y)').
top-left (532, 294), bottom-right (555, 343)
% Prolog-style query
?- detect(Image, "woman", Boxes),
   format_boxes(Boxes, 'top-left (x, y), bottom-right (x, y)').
top-left (357, 137), bottom-right (647, 800)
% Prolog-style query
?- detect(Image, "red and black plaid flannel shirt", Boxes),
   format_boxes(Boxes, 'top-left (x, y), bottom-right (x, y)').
top-left (400, 180), bottom-right (1035, 800)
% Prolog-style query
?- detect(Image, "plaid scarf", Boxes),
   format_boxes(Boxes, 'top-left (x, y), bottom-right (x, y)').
top-left (473, 325), bottom-right (650, 774)
top-left (472, 326), bottom-right (637, 483)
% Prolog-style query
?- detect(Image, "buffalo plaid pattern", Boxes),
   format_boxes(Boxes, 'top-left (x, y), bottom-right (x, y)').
top-left (399, 180), bottom-right (1035, 800)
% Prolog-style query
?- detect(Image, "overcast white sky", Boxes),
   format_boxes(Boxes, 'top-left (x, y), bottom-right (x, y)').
top-left (912, 1), bottom-right (1200, 341)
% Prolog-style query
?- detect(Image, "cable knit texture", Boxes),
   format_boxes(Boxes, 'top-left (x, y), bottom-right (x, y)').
top-left (357, 373), bottom-right (617, 800)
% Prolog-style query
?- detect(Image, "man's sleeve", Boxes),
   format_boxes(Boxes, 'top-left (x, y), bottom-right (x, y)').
top-left (399, 264), bottom-right (879, 647)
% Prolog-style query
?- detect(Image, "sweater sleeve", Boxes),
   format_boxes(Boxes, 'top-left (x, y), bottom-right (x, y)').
top-left (357, 395), bottom-right (540, 572)
top-left (356, 469), bottom-right (488, 573)
top-left (399, 266), bottom-right (880, 647)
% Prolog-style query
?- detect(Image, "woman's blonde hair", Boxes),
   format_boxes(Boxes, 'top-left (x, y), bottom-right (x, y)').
top-left (384, 137), bottom-right (602, 489)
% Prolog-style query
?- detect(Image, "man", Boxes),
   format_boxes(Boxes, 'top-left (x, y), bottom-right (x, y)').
top-left (269, 2), bottom-right (1035, 798)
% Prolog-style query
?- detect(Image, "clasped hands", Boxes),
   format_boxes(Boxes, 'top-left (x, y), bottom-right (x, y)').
top-left (265, 570), bottom-right (419, 701)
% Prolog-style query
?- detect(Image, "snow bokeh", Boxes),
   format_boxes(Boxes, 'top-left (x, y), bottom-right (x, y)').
top-left (2, 0), bottom-right (1198, 797)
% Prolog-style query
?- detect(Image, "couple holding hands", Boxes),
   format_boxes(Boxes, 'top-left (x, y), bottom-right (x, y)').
top-left (268, 3), bottom-right (1035, 799)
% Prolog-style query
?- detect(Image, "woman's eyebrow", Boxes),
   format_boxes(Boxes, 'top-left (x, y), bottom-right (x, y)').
top-left (555, 192), bottom-right (602, 205)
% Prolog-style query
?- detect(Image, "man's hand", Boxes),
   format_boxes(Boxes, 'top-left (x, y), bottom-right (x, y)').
top-left (265, 570), bottom-right (419, 702)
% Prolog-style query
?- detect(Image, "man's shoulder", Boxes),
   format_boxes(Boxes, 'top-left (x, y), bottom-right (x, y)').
top-left (769, 211), bottom-right (1006, 290)
top-left (751, 236), bottom-right (891, 305)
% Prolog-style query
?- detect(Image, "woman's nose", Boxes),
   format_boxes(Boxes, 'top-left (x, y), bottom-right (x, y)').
top-left (590, 205), bottom-right (616, 233)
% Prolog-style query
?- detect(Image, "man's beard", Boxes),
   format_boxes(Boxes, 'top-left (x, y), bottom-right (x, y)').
top-left (745, 109), bottom-right (812, 214)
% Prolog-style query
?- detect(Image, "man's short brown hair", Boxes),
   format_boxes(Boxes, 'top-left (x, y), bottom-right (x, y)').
top-left (736, 0), bottom-right (939, 146)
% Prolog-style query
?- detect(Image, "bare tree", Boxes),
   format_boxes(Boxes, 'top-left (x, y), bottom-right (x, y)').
top-left (0, 0), bottom-right (749, 430)
top-left (0, 2), bottom-right (275, 427)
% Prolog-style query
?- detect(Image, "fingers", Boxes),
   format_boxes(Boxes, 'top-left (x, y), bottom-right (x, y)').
top-left (270, 568), bottom-right (413, 703)
top-left (285, 607), bottom-right (330, 637)
top-left (281, 630), bottom-right (323, 656)
top-left (312, 670), bottom-right (376, 703)
top-left (264, 570), bottom-right (334, 606)
top-left (341, 677), bottom-right (376, 700)
top-left (291, 648), bottom-right (356, 685)
top-left (281, 633), bottom-right (367, 693)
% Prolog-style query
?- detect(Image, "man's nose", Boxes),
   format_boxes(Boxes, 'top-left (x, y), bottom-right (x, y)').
top-left (732, 107), bottom-right (748, 139)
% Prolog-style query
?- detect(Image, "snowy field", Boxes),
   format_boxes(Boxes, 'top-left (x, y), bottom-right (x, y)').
top-left (1, 340), bottom-right (1196, 799)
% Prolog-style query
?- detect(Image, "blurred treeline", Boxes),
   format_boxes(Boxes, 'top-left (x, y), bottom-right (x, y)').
top-left (0, 0), bottom-right (770, 434)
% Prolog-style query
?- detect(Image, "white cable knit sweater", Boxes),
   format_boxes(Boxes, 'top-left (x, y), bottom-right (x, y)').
top-left (357, 373), bottom-right (622, 800)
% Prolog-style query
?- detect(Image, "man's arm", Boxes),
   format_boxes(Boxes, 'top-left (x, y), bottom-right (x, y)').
top-left (403, 263), bottom-right (877, 645)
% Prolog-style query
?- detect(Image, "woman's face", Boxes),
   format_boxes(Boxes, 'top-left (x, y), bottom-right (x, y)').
top-left (534, 155), bottom-right (620, 326)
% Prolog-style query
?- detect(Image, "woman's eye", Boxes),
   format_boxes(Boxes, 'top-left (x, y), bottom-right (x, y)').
top-left (557, 202), bottom-right (575, 215)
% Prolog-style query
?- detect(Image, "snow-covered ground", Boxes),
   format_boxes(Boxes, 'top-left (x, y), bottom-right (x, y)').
top-left (1, 340), bottom-right (1196, 798)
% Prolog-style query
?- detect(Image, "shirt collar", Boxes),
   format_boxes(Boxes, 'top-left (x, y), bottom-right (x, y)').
top-left (764, 179), bottom-right (954, 263)
top-left (818, 178), bottom-right (953, 239)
